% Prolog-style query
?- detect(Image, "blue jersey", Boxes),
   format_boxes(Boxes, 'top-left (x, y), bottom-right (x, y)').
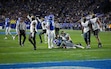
top-left (53, 39), bottom-right (62, 46)
top-left (49, 20), bottom-right (54, 30)
top-left (48, 14), bottom-right (55, 30)
top-left (5, 18), bottom-right (10, 27)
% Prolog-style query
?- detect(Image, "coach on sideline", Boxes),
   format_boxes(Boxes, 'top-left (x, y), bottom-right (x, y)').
top-left (17, 18), bottom-right (26, 46)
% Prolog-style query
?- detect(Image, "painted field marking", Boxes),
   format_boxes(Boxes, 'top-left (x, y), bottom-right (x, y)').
top-left (0, 59), bottom-right (111, 69)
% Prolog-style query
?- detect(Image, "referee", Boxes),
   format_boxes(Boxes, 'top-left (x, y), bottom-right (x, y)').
top-left (17, 18), bottom-right (26, 46)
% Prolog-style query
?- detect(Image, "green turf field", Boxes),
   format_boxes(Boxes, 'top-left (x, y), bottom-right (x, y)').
top-left (0, 30), bottom-right (111, 64)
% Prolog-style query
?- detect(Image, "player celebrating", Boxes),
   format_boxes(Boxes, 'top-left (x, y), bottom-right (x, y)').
top-left (37, 17), bottom-right (47, 43)
top-left (81, 17), bottom-right (91, 49)
top-left (4, 17), bottom-right (14, 39)
top-left (90, 14), bottom-right (102, 48)
top-left (46, 13), bottom-right (55, 49)
top-left (27, 15), bottom-right (38, 50)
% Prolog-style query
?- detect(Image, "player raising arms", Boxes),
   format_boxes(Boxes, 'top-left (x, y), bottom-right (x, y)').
top-left (90, 14), bottom-right (102, 48)
top-left (38, 17), bottom-right (47, 43)
top-left (81, 17), bottom-right (91, 49)
top-left (27, 15), bottom-right (38, 50)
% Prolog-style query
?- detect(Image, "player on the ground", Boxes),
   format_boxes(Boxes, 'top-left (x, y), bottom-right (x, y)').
top-left (90, 14), bottom-right (102, 48)
top-left (56, 31), bottom-right (84, 49)
top-left (27, 15), bottom-right (38, 50)
top-left (81, 17), bottom-right (91, 49)
top-left (4, 17), bottom-right (14, 39)
top-left (38, 17), bottom-right (47, 43)
top-left (46, 13), bottom-right (55, 49)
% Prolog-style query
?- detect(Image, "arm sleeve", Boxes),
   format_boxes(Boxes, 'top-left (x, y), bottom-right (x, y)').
top-left (27, 15), bottom-right (32, 21)
top-left (36, 17), bottom-right (42, 23)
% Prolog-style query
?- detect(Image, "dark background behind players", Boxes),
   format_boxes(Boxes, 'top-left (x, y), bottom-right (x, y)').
top-left (0, 0), bottom-right (111, 23)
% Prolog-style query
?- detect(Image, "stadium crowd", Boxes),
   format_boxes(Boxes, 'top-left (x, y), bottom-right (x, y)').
top-left (0, 0), bottom-right (111, 30)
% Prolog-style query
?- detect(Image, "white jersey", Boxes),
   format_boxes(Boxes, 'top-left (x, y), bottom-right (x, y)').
top-left (60, 33), bottom-right (70, 41)
top-left (81, 20), bottom-right (90, 33)
top-left (30, 20), bottom-right (38, 33)
top-left (27, 15), bottom-right (38, 33)
top-left (90, 17), bottom-right (100, 30)
top-left (27, 15), bottom-right (32, 22)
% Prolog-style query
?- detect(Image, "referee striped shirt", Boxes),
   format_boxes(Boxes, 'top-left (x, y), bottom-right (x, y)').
top-left (17, 22), bottom-right (26, 32)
